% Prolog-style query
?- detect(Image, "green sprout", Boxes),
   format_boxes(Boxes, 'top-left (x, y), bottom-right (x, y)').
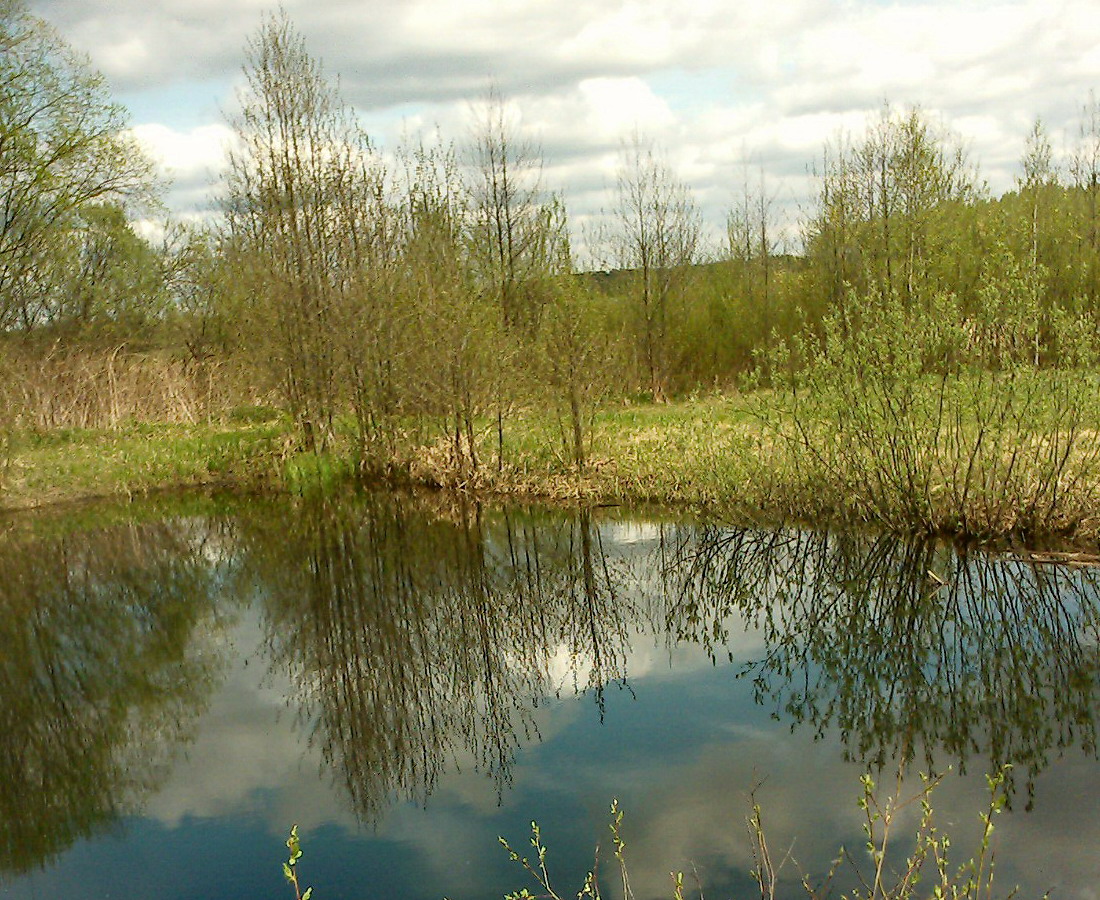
top-left (283, 824), bottom-right (313, 900)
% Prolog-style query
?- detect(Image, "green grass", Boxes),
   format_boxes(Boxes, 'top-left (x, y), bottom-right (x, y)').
top-left (9, 379), bottom-right (1100, 542)
top-left (1, 420), bottom-right (288, 510)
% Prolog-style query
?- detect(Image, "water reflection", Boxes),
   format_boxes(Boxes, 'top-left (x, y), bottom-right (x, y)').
top-left (232, 493), bottom-right (1100, 819)
top-left (664, 526), bottom-right (1100, 803)
top-left (3, 491), bottom-right (1100, 897)
top-left (0, 514), bottom-right (231, 875)
top-left (238, 494), bottom-right (645, 821)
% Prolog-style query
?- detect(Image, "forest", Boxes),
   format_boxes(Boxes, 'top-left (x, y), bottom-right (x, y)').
top-left (5, 1), bottom-right (1100, 538)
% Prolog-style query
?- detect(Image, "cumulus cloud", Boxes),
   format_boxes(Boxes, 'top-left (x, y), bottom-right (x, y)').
top-left (27, 0), bottom-right (1100, 242)
top-left (126, 122), bottom-right (236, 217)
top-left (128, 122), bottom-right (235, 178)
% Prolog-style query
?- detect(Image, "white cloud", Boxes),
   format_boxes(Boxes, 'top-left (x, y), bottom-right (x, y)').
top-left (124, 122), bottom-right (236, 222)
top-left (27, 0), bottom-right (1100, 245)
top-left (98, 35), bottom-right (151, 75)
top-left (128, 123), bottom-right (235, 179)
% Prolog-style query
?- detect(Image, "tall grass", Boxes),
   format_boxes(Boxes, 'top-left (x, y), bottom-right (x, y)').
top-left (0, 341), bottom-right (287, 505)
top-left (0, 341), bottom-right (261, 431)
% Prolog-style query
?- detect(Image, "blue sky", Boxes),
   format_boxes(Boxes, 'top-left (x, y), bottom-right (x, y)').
top-left (26, 0), bottom-right (1100, 252)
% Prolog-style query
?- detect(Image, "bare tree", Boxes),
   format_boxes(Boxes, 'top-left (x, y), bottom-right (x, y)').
top-left (467, 90), bottom-right (563, 334)
top-left (609, 133), bottom-right (700, 401)
top-left (727, 162), bottom-right (779, 353)
top-left (466, 91), bottom-right (569, 468)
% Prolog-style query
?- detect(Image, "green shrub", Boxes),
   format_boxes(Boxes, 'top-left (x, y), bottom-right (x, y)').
top-left (756, 265), bottom-right (1100, 536)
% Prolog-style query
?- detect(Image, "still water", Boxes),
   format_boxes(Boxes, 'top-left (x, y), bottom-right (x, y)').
top-left (2, 490), bottom-right (1099, 899)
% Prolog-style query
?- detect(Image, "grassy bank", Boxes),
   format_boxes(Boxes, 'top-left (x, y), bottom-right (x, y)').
top-left (0, 393), bottom-right (795, 518)
top-left (407, 396), bottom-right (763, 505)
top-left (0, 394), bottom-right (771, 514)
top-left (0, 419), bottom-right (290, 510)
top-left (8, 380), bottom-right (1100, 544)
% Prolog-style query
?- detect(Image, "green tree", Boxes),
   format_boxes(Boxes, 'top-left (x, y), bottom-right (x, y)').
top-left (716, 163), bottom-right (783, 375)
top-left (0, 0), bottom-right (154, 331)
top-left (223, 11), bottom-right (387, 452)
top-left (396, 137), bottom-right (496, 472)
top-left (537, 275), bottom-right (617, 472)
top-left (48, 203), bottom-right (168, 335)
top-left (804, 106), bottom-right (975, 315)
top-left (1070, 92), bottom-right (1100, 309)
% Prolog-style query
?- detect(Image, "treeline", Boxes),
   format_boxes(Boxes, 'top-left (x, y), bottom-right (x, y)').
top-left (5, 1), bottom-right (1100, 484)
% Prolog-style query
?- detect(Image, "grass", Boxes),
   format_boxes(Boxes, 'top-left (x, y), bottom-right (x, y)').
top-left (0, 419), bottom-right (288, 510)
top-left (404, 394), bottom-right (768, 509)
top-left (0, 392), bottom-right (775, 518)
top-left (9, 376), bottom-right (1100, 543)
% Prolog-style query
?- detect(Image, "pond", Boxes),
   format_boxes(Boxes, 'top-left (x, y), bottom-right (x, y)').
top-left (1, 489), bottom-right (1098, 899)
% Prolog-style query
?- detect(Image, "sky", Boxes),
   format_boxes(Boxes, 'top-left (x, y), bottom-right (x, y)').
top-left (25, 0), bottom-right (1100, 255)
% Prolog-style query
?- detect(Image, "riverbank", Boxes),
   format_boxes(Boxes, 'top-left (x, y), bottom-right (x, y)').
top-left (0, 395), bottom-right (774, 514)
top-left (0, 419), bottom-right (289, 511)
top-left (5, 389), bottom-right (1100, 544)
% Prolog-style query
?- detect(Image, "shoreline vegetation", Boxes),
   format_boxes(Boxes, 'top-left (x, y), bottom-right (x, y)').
top-left (6, 371), bottom-right (1100, 548)
top-left (496, 769), bottom-right (1015, 900)
top-left (7, 4), bottom-right (1100, 545)
top-left (278, 767), bottom-right (1017, 900)
top-left (8, 279), bottom-right (1100, 543)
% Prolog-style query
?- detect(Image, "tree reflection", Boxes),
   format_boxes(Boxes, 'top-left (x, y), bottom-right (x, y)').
top-left (243, 492), bottom-right (639, 822)
top-left (0, 515), bottom-right (229, 875)
top-left (664, 525), bottom-right (1100, 802)
top-left (9, 492), bottom-right (1100, 887)
top-left (245, 490), bottom-right (1100, 816)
